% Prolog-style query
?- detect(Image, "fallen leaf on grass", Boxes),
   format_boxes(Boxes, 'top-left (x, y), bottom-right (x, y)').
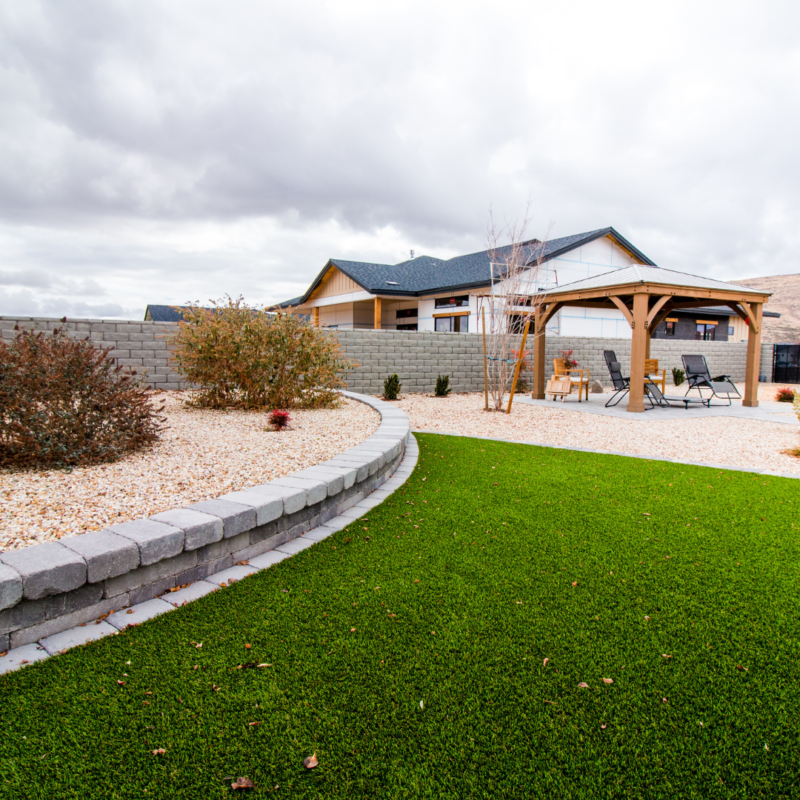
top-left (245, 644), bottom-right (251, 650)
top-left (117, 680), bottom-right (125, 685)
top-left (736, 665), bottom-right (748, 671)
top-left (303, 753), bottom-right (319, 769)
top-left (151, 748), bottom-right (166, 756)
top-left (231, 776), bottom-right (256, 790)
top-left (258, 663), bottom-right (272, 668)
top-left (600, 724), bottom-right (607, 729)
top-left (603, 678), bottom-right (614, 684)
top-left (662, 654), bottom-right (672, 659)
top-left (350, 628), bottom-right (356, 633)
top-left (571, 581), bottom-right (578, 587)
top-left (577, 682), bottom-right (590, 689)
top-left (543, 658), bottom-right (549, 667)
top-left (248, 722), bottom-right (261, 727)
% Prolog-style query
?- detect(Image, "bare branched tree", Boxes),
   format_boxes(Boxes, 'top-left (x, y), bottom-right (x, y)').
top-left (478, 204), bottom-right (551, 410)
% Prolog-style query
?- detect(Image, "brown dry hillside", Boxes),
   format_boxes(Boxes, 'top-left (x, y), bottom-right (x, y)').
top-left (732, 275), bottom-right (800, 343)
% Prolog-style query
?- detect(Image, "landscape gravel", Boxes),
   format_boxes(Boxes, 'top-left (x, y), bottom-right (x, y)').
top-left (0, 394), bottom-right (380, 553)
top-left (395, 386), bottom-right (800, 475)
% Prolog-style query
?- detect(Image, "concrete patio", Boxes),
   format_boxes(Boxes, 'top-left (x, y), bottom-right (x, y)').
top-left (515, 391), bottom-right (798, 424)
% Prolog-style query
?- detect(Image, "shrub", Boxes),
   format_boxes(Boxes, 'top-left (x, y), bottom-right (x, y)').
top-left (435, 374), bottom-right (451, 397)
top-left (777, 387), bottom-right (796, 403)
top-left (672, 367), bottom-right (685, 386)
top-left (383, 374), bottom-right (401, 400)
top-left (0, 325), bottom-right (163, 470)
top-left (268, 409), bottom-right (292, 431)
top-left (171, 297), bottom-right (356, 410)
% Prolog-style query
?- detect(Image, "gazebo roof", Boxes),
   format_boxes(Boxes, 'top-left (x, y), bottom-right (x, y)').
top-left (540, 265), bottom-right (771, 298)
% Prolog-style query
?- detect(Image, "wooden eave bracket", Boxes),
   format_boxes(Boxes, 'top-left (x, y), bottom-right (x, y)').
top-left (645, 295), bottom-right (672, 329)
top-left (608, 296), bottom-right (634, 327)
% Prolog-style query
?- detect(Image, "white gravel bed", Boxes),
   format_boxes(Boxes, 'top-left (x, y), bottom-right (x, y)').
top-left (393, 391), bottom-right (800, 474)
top-left (0, 393), bottom-right (380, 553)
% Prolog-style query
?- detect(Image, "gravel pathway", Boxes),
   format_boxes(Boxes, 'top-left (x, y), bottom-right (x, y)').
top-left (393, 387), bottom-right (800, 475)
top-left (0, 394), bottom-right (380, 552)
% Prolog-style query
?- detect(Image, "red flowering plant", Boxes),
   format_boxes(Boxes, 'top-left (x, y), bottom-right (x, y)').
top-left (776, 387), bottom-right (796, 403)
top-left (268, 409), bottom-right (292, 431)
top-left (560, 349), bottom-right (578, 369)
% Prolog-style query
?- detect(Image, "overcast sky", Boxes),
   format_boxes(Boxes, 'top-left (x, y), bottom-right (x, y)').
top-left (1, 0), bottom-right (798, 319)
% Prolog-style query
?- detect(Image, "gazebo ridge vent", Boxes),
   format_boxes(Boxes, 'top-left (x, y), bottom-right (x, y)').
top-left (529, 265), bottom-right (771, 412)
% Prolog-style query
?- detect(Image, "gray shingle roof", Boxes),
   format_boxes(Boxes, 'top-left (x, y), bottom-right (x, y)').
top-left (541, 265), bottom-right (772, 297)
top-left (284, 227), bottom-right (654, 305)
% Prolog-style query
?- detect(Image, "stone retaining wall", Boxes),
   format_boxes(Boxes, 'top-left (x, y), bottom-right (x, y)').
top-left (0, 315), bottom-right (775, 394)
top-left (0, 392), bottom-right (409, 652)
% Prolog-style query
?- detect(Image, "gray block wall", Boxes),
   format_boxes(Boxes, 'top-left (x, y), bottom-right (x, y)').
top-left (331, 330), bottom-right (774, 393)
top-left (0, 316), bottom-right (184, 391)
top-left (0, 316), bottom-right (775, 393)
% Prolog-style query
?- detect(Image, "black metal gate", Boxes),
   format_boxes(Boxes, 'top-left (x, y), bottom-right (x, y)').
top-left (773, 344), bottom-right (800, 383)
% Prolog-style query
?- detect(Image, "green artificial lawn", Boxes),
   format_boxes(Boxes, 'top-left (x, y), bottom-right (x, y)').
top-left (2, 433), bottom-right (800, 799)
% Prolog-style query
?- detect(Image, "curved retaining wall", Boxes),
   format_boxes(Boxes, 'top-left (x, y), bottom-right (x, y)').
top-left (0, 392), bottom-right (410, 653)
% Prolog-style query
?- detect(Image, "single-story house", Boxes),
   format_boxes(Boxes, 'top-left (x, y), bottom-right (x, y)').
top-left (279, 227), bottom-right (778, 339)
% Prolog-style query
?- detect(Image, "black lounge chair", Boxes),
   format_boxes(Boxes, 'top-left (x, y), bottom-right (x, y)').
top-left (645, 379), bottom-right (710, 409)
top-left (681, 354), bottom-right (741, 406)
top-left (604, 350), bottom-right (630, 408)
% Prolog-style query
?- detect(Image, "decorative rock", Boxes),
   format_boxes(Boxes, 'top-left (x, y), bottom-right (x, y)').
top-left (591, 380), bottom-right (604, 394)
top-left (149, 509), bottom-right (223, 551)
top-left (107, 519), bottom-right (184, 566)
top-left (61, 530), bottom-right (140, 583)
top-left (0, 542), bottom-right (87, 601)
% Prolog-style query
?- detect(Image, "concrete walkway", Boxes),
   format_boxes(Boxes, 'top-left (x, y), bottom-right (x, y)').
top-left (515, 393), bottom-right (798, 425)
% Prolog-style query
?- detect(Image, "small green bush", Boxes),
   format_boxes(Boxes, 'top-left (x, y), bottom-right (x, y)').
top-left (672, 367), bottom-right (685, 386)
top-left (171, 297), bottom-right (356, 410)
top-left (0, 325), bottom-right (163, 469)
top-left (435, 374), bottom-right (451, 397)
top-left (383, 374), bottom-right (401, 400)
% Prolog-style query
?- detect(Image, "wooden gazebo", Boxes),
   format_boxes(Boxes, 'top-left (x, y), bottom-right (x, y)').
top-left (529, 266), bottom-right (772, 412)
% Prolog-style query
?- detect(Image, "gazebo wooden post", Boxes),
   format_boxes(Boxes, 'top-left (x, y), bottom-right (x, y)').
top-left (532, 308), bottom-right (546, 399)
top-left (743, 302), bottom-right (763, 408)
top-left (627, 292), bottom-right (649, 412)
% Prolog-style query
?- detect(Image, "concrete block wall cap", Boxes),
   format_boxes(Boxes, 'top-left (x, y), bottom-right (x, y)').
top-left (0, 542), bottom-right (87, 601)
top-left (269, 476), bottom-right (327, 505)
top-left (290, 468), bottom-right (344, 496)
top-left (321, 458), bottom-right (369, 483)
top-left (106, 519), bottom-right (184, 567)
top-left (60, 530), bottom-right (140, 584)
top-left (185, 498), bottom-right (256, 538)
top-left (240, 483), bottom-right (306, 515)
top-left (218, 490), bottom-right (284, 526)
top-left (149, 509), bottom-right (224, 551)
top-left (0, 564), bottom-right (23, 611)
top-left (300, 463), bottom-right (358, 489)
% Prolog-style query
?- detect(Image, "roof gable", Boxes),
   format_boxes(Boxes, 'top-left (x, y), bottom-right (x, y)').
top-left (285, 227), bottom-right (657, 305)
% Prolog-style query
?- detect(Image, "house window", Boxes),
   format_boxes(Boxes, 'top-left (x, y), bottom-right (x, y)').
top-left (696, 323), bottom-right (716, 341)
top-left (434, 295), bottom-right (470, 309)
top-left (728, 326), bottom-right (734, 336)
top-left (435, 315), bottom-right (469, 333)
top-left (665, 321), bottom-right (676, 336)
top-left (396, 308), bottom-right (418, 319)
top-left (396, 323), bottom-right (418, 331)
top-left (508, 314), bottom-right (530, 334)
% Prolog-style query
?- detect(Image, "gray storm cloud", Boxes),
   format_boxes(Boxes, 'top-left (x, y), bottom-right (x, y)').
top-left (0, 0), bottom-right (798, 318)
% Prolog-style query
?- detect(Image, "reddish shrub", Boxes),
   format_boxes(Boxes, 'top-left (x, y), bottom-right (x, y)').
top-left (0, 325), bottom-right (164, 469)
top-left (776, 387), bottom-right (796, 403)
top-left (268, 409), bottom-right (292, 431)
